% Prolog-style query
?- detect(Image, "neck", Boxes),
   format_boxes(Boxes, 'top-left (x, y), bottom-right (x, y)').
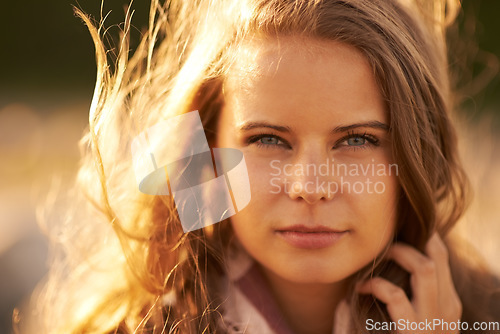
top-left (258, 265), bottom-right (349, 334)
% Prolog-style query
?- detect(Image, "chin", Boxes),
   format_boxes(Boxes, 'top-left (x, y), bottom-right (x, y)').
top-left (274, 262), bottom-right (353, 285)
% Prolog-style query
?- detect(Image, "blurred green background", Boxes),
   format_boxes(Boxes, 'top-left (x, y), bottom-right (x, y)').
top-left (0, 1), bottom-right (150, 105)
top-left (0, 1), bottom-right (498, 333)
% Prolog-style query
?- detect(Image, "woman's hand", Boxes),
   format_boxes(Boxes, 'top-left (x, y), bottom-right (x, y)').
top-left (356, 233), bottom-right (462, 333)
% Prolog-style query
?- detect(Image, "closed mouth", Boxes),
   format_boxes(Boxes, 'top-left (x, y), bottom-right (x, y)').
top-left (275, 224), bottom-right (347, 234)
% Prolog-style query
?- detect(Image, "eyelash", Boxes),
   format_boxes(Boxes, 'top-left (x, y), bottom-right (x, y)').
top-left (246, 133), bottom-right (290, 150)
top-left (246, 130), bottom-right (380, 151)
top-left (335, 130), bottom-right (380, 151)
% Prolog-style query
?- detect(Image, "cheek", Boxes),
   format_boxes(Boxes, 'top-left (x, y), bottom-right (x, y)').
top-left (350, 174), bottom-right (399, 246)
top-left (228, 157), bottom-right (280, 248)
top-left (245, 155), bottom-right (279, 199)
top-left (337, 166), bottom-right (397, 223)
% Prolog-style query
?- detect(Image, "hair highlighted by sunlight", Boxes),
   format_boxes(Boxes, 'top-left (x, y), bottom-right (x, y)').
top-left (34, 0), bottom-right (500, 333)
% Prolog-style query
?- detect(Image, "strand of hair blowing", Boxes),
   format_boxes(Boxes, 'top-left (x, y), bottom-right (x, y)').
top-left (37, 0), bottom-right (230, 332)
top-left (36, 0), bottom-right (499, 333)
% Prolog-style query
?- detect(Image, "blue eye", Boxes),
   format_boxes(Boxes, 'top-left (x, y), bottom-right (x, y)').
top-left (247, 134), bottom-right (289, 149)
top-left (346, 136), bottom-right (366, 146)
top-left (247, 132), bottom-right (379, 151)
top-left (335, 131), bottom-right (380, 151)
top-left (259, 136), bottom-right (280, 145)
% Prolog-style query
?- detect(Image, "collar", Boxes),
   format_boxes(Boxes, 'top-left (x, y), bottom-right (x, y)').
top-left (218, 242), bottom-right (352, 334)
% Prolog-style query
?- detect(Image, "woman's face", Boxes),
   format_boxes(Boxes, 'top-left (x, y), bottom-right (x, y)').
top-left (216, 36), bottom-right (399, 284)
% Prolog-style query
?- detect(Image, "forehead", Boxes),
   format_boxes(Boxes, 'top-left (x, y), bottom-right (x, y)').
top-left (227, 35), bottom-right (368, 80)
top-left (225, 36), bottom-right (362, 89)
top-left (222, 36), bottom-right (387, 129)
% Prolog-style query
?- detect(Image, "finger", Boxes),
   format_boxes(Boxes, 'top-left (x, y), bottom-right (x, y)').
top-left (425, 233), bottom-right (462, 319)
top-left (424, 233), bottom-right (453, 285)
top-left (356, 277), bottom-right (417, 323)
top-left (388, 243), bottom-right (439, 314)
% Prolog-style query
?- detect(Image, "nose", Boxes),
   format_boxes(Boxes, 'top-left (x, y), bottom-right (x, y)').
top-left (284, 151), bottom-right (336, 204)
top-left (288, 180), bottom-right (333, 204)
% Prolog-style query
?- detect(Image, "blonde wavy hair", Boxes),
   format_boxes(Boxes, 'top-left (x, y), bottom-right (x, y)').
top-left (31, 0), bottom-right (499, 333)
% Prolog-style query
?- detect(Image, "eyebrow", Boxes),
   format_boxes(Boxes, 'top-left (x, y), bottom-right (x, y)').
top-left (331, 121), bottom-right (390, 134)
top-left (238, 120), bottom-right (390, 134)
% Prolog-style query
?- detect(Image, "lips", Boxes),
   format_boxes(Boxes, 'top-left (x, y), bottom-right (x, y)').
top-left (275, 224), bottom-right (349, 249)
top-left (276, 224), bottom-right (345, 233)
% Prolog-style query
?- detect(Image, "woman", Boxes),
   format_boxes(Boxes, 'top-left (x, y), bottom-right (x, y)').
top-left (35, 0), bottom-right (499, 333)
